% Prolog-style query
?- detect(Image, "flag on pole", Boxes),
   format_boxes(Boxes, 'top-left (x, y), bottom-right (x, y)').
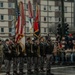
top-left (34, 4), bottom-right (40, 36)
top-left (28, 0), bottom-right (33, 32)
top-left (19, 1), bottom-right (25, 52)
top-left (15, 1), bottom-right (25, 45)
top-left (15, 0), bottom-right (20, 42)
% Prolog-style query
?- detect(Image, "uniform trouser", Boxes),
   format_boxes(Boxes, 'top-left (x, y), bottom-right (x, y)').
top-left (27, 57), bottom-right (32, 70)
top-left (33, 57), bottom-right (38, 70)
top-left (13, 57), bottom-right (18, 72)
top-left (46, 55), bottom-right (52, 71)
top-left (18, 57), bottom-right (24, 72)
top-left (4, 59), bottom-right (11, 73)
top-left (0, 57), bottom-right (2, 65)
top-left (39, 56), bottom-right (44, 69)
top-left (0, 57), bottom-right (2, 71)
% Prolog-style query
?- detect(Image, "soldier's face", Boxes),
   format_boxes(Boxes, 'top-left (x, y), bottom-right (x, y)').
top-left (41, 38), bottom-right (44, 42)
top-left (28, 39), bottom-right (31, 42)
top-left (6, 41), bottom-right (9, 45)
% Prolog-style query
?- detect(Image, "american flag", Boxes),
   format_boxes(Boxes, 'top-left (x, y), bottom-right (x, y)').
top-left (15, 1), bottom-right (25, 43)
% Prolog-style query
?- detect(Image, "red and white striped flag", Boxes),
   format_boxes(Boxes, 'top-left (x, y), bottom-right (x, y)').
top-left (15, 1), bottom-right (25, 46)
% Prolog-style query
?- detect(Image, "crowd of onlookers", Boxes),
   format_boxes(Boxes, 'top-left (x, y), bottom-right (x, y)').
top-left (52, 34), bottom-right (75, 65)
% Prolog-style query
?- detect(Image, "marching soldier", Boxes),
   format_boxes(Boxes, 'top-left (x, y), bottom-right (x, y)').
top-left (45, 40), bottom-right (54, 75)
top-left (16, 41), bottom-right (25, 75)
top-left (33, 38), bottom-right (39, 72)
top-left (9, 39), bottom-right (18, 75)
top-left (3, 39), bottom-right (12, 75)
top-left (25, 37), bottom-right (33, 74)
top-left (39, 37), bottom-right (46, 72)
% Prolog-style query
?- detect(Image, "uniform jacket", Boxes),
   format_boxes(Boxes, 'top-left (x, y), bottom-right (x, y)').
top-left (45, 42), bottom-right (54, 54)
top-left (16, 43), bottom-right (24, 57)
top-left (39, 42), bottom-right (46, 56)
top-left (3, 44), bottom-right (12, 60)
top-left (25, 42), bottom-right (32, 57)
top-left (33, 42), bottom-right (38, 57)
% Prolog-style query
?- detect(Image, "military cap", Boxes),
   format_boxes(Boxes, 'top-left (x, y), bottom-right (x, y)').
top-left (5, 39), bottom-right (9, 42)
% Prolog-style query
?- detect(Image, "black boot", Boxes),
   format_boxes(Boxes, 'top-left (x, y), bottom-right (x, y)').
top-left (27, 69), bottom-right (33, 74)
top-left (34, 68), bottom-right (39, 72)
top-left (13, 71), bottom-right (19, 75)
top-left (40, 68), bottom-right (45, 72)
top-left (6, 72), bottom-right (10, 75)
top-left (46, 69), bottom-right (54, 75)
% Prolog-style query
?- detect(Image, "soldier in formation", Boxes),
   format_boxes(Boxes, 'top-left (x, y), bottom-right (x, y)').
top-left (3, 39), bottom-right (12, 75)
top-left (25, 37), bottom-right (33, 74)
top-left (2, 36), bottom-right (54, 75)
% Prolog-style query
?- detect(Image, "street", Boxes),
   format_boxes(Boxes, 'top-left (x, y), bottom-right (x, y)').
top-left (0, 64), bottom-right (75, 75)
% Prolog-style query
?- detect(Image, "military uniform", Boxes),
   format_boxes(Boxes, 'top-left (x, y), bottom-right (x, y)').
top-left (3, 39), bottom-right (12, 75)
top-left (16, 43), bottom-right (24, 74)
top-left (25, 40), bottom-right (33, 74)
top-left (9, 42), bottom-right (18, 75)
top-left (45, 41), bottom-right (54, 75)
top-left (33, 40), bottom-right (39, 72)
top-left (39, 41), bottom-right (46, 71)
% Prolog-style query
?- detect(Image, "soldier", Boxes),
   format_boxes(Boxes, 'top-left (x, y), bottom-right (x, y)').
top-left (3, 39), bottom-right (12, 75)
top-left (39, 37), bottom-right (46, 72)
top-left (33, 38), bottom-right (39, 72)
top-left (9, 39), bottom-right (18, 75)
top-left (45, 40), bottom-right (54, 75)
top-left (16, 41), bottom-right (25, 75)
top-left (25, 37), bottom-right (33, 74)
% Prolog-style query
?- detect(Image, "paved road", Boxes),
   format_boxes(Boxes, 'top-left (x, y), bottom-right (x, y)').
top-left (0, 65), bottom-right (75, 75)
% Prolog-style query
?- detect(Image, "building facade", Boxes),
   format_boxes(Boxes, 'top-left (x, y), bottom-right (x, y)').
top-left (0, 0), bottom-right (15, 39)
top-left (0, 0), bottom-right (74, 39)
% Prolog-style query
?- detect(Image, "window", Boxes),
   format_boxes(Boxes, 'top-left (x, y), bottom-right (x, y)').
top-left (0, 15), bottom-right (4, 20)
top-left (49, 17), bottom-right (52, 21)
top-left (44, 28), bottom-right (46, 32)
top-left (9, 28), bottom-right (12, 32)
top-left (55, 17), bottom-right (59, 22)
top-left (55, 6), bottom-right (59, 11)
top-left (55, 17), bottom-right (61, 22)
top-left (49, 6), bottom-right (51, 11)
top-left (44, 6), bottom-right (46, 11)
top-left (64, 7), bottom-right (67, 12)
top-left (8, 15), bottom-right (13, 20)
top-left (0, 2), bottom-right (3, 7)
top-left (64, 18), bottom-right (67, 22)
top-left (1, 28), bottom-right (4, 32)
top-left (59, 6), bottom-right (61, 11)
top-left (8, 3), bottom-right (13, 8)
top-left (59, 17), bottom-right (61, 21)
top-left (44, 17), bottom-right (46, 21)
